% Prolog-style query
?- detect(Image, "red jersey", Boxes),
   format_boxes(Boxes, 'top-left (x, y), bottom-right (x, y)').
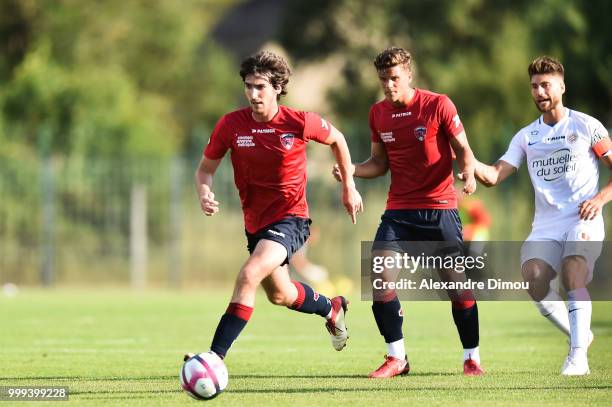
top-left (204, 106), bottom-right (331, 233)
top-left (369, 88), bottom-right (465, 209)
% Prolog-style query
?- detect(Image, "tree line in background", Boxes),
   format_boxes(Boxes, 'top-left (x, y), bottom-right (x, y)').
top-left (1, 0), bottom-right (610, 163)
top-left (280, 0), bottom-right (612, 164)
top-left (0, 0), bottom-right (239, 161)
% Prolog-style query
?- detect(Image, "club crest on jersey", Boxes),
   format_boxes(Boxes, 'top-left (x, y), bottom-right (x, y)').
top-left (567, 133), bottom-right (578, 144)
top-left (279, 133), bottom-right (295, 150)
top-left (414, 126), bottom-right (427, 142)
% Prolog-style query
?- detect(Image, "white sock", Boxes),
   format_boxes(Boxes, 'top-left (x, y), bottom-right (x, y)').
top-left (569, 347), bottom-right (587, 360)
top-left (387, 339), bottom-right (406, 360)
top-left (534, 288), bottom-right (570, 336)
top-left (567, 288), bottom-right (592, 350)
top-left (463, 346), bottom-right (480, 364)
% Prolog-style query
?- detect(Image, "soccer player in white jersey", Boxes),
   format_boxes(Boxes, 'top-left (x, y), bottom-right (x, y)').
top-left (467, 56), bottom-right (612, 375)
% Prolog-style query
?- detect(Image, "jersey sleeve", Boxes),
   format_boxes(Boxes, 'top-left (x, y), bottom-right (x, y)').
top-left (589, 119), bottom-right (612, 157)
top-left (303, 112), bottom-right (332, 143)
top-left (369, 106), bottom-right (381, 142)
top-left (204, 116), bottom-right (231, 160)
top-left (438, 95), bottom-right (465, 138)
top-left (499, 131), bottom-right (526, 169)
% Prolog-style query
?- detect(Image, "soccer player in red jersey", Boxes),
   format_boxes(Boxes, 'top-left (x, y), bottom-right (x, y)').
top-left (191, 51), bottom-right (363, 364)
top-left (334, 47), bottom-right (483, 377)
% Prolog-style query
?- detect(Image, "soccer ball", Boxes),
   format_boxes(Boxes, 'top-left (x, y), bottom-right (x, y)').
top-left (180, 351), bottom-right (228, 400)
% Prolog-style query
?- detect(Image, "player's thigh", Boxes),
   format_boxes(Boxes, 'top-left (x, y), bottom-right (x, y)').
top-left (562, 219), bottom-right (604, 284)
top-left (371, 249), bottom-right (405, 301)
top-left (371, 249), bottom-right (404, 283)
top-left (239, 239), bottom-right (288, 284)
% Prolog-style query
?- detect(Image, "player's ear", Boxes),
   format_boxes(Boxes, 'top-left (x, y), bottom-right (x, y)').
top-left (560, 80), bottom-right (566, 94)
top-left (405, 67), bottom-right (413, 84)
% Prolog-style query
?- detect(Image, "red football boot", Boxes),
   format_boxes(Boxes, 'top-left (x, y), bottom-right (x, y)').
top-left (368, 355), bottom-right (410, 378)
top-left (463, 358), bottom-right (484, 376)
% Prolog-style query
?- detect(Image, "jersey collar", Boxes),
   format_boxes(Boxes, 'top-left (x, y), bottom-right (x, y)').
top-left (538, 107), bottom-right (570, 127)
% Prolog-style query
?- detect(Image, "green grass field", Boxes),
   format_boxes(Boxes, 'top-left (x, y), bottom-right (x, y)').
top-left (1, 289), bottom-right (611, 406)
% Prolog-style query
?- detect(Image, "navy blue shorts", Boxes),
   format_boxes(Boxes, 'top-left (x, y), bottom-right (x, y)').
top-left (373, 209), bottom-right (464, 256)
top-left (246, 217), bottom-right (311, 266)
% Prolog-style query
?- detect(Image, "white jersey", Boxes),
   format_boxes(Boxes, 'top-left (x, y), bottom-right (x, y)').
top-left (500, 108), bottom-right (610, 232)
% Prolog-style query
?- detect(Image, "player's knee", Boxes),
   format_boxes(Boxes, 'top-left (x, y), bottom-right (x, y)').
top-left (237, 264), bottom-right (263, 288)
top-left (521, 267), bottom-right (537, 282)
top-left (373, 288), bottom-right (397, 302)
top-left (521, 260), bottom-right (552, 282)
top-left (266, 290), bottom-right (289, 306)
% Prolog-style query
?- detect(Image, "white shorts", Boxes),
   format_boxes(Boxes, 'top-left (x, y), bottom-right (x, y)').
top-left (521, 216), bottom-right (604, 282)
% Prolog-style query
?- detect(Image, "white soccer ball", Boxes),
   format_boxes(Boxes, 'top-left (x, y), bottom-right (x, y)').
top-left (180, 351), bottom-right (228, 400)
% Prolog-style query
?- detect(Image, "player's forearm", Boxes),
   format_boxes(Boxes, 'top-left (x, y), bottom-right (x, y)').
top-left (354, 157), bottom-right (388, 178)
top-left (330, 138), bottom-right (357, 189)
top-left (593, 175), bottom-right (612, 206)
top-left (195, 156), bottom-right (222, 195)
top-left (195, 169), bottom-right (214, 195)
top-left (474, 161), bottom-right (500, 187)
top-left (454, 145), bottom-right (476, 178)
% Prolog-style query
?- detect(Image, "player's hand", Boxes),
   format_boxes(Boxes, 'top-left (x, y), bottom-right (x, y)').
top-left (332, 163), bottom-right (355, 183)
top-left (457, 171), bottom-right (477, 195)
top-left (199, 190), bottom-right (219, 216)
top-left (332, 164), bottom-right (342, 182)
top-left (579, 196), bottom-right (603, 220)
top-left (342, 185), bottom-right (364, 224)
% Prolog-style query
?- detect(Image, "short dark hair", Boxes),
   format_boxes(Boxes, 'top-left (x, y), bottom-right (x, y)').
top-left (240, 51), bottom-right (291, 99)
top-left (528, 56), bottom-right (564, 78)
top-left (374, 47), bottom-right (412, 71)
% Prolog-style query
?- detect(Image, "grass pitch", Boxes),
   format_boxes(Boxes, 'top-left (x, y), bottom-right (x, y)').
top-left (1, 289), bottom-right (611, 406)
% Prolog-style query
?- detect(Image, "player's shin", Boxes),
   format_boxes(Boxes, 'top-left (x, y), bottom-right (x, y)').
top-left (567, 288), bottom-right (592, 352)
top-left (451, 294), bottom-right (479, 358)
top-left (372, 293), bottom-right (405, 358)
top-left (534, 288), bottom-right (570, 336)
top-left (210, 302), bottom-right (254, 358)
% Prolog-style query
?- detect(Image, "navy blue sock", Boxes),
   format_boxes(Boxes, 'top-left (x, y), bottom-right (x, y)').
top-left (451, 300), bottom-right (479, 349)
top-left (372, 296), bottom-right (404, 343)
top-left (210, 303), bottom-right (253, 358)
top-left (288, 281), bottom-right (332, 318)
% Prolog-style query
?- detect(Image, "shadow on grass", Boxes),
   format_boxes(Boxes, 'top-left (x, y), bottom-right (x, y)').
top-left (0, 372), bottom-right (460, 382)
top-left (231, 373), bottom-right (458, 378)
top-left (73, 384), bottom-right (612, 399)
top-left (228, 385), bottom-right (612, 394)
top-left (0, 376), bottom-right (177, 381)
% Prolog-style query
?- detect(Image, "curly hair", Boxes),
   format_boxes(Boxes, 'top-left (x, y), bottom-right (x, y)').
top-left (374, 47), bottom-right (412, 71)
top-left (240, 51), bottom-right (291, 99)
top-left (528, 56), bottom-right (564, 78)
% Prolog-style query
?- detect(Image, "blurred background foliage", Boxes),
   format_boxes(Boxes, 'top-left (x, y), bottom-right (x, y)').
top-left (0, 0), bottom-right (239, 158)
top-left (0, 0), bottom-right (610, 286)
top-left (280, 0), bottom-right (612, 166)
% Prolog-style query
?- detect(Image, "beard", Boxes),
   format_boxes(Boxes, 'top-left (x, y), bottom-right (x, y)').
top-left (533, 97), bottom-right (560, 113)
